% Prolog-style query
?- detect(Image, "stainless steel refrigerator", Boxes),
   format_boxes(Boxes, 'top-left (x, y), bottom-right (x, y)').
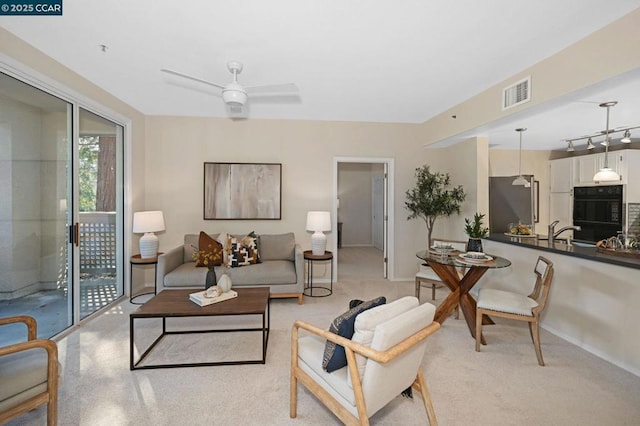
top-left (489, 175), bottom-right (535, 234)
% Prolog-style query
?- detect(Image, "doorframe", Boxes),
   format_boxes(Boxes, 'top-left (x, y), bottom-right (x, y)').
top-left (333, 156), bottom-right (395, 280)
top-left (0, 53), bottom-right (133, 333)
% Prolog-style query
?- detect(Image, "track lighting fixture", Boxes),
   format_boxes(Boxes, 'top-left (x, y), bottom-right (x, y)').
top-left (564, 102), bottom-right (638, 151)
top-left (621, 130), bottom-right (631, 143)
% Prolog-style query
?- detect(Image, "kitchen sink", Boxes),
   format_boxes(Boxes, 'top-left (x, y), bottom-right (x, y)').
top-left (570, 241), bottom-right (597, 248)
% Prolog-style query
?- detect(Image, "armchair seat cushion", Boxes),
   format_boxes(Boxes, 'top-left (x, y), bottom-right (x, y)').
top-left (0, 347), bottom-right (49, 411)
top-left (477, 288), bottom-right (537, 316)
top-left (298, 334), bottom-right (356, 407)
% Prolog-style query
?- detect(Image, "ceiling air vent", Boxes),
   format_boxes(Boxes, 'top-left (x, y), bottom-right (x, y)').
top-left (502, 76), bottom-right (531, 110)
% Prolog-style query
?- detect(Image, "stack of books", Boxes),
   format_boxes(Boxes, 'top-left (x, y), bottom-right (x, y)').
top-left (189, 289), bottom-right (238, 307)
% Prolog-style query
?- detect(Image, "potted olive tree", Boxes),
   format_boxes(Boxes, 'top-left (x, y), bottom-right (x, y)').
top-left (405, 165), bottom-right (466, 250)
top-left (464, 212), bottom-right (490, 252)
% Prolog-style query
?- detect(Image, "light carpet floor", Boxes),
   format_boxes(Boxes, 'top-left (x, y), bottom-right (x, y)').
top-left (8, 247), bottom-right (640, 425)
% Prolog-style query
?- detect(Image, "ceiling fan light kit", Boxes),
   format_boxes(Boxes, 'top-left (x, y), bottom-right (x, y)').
top-left (222, 83), bottom-right (247, 106)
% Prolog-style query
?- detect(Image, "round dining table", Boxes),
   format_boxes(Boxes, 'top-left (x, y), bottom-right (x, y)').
top-left (416, 249), bottom-right (511, 343)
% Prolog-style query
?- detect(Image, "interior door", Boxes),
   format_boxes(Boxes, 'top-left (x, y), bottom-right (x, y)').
top-left (372, 175), bottom-right (384, 250)
top-left (382, 163), bottom-right (388, 278)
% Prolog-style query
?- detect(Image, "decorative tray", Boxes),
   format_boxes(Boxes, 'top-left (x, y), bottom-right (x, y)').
top-left (595, 240), bottom-right (640, 259)
top-left (457, 252), bottom-right (494, 264)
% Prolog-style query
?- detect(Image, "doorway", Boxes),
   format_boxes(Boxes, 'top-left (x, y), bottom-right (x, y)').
top-left (333, 157), bottom-right (394, 280)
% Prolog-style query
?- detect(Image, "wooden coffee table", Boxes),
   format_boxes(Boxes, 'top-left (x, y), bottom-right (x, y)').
top-left (130, 287), bottom-right (270, 370)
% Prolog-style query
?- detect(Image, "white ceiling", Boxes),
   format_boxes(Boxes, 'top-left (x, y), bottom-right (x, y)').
top-left (2, 1), bottom-right (640, 150)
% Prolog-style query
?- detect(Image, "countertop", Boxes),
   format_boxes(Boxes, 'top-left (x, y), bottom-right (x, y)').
top-left (486, 234), bottom-right (640, 270)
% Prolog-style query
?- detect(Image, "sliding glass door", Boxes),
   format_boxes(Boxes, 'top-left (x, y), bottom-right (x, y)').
top-left (77, 108), bottom-right (124, 319)
top-left (0, 71), bottom-right (125, 344)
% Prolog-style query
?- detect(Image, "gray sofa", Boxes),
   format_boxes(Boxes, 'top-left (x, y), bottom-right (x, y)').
top-left (157, 232), bottom-right (304, 304)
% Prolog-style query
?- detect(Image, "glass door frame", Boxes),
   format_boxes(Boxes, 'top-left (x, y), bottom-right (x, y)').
top-left (0, 55), bottom-right (134, 336)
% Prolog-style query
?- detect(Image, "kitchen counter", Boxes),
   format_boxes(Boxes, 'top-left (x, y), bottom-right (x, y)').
top-left (487, 234), bottom-right (640, 270)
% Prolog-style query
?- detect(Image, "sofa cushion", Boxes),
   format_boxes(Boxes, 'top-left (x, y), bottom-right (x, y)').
top-left (183, 234), bottom-right (200, 263)
top-left (228, 232), bottom-right (260, 267)
top-left (195, 231), bottom-right (223, 267)
top-left (183, 233), bottom-right (228, 264)
top-left (259, 233), bottom-right (295, 261)
top-left (162, 260), bottom-right (298, 287)
top-left (322, 296), bottom-right (386, 373)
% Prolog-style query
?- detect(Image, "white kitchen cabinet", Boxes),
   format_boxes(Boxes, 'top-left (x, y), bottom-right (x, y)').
top-left (574, 151), bottom-right (625, 185)
top-left (622, 150), bottom-right (640, 201)
top-left (576, 155), bottom-right (599, 185)
top-left (549, 157), bottom-right (573, 192)
top-left (548, 157), bottom-right (574, 231)
top-left (549, 191), bottom-right (572, 230)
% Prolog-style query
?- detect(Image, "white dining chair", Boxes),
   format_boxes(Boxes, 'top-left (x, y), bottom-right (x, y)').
top-left (475, 256), bottom-right (554, 366)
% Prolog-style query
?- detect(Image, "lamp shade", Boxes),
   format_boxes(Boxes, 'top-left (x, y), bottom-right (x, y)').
top-left (306, 211), bottom-right (331, 232)
top-left (133, 211), bottom-right (165, 258)
top-left (133, 211), bottom-right (165, 233)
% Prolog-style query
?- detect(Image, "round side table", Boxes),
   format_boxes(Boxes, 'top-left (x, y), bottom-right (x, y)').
top-left (303, 250), bottom-right (333, 297)
top-left (130, 253), bottom-right (162, 304)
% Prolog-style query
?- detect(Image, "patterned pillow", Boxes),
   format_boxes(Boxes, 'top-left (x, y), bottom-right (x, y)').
top-left (195, 231), bottom-right (223, 267)
top-left (322, 296), bottom-right (386, 373)
top-left (228, 232), bottom-right (261, 267)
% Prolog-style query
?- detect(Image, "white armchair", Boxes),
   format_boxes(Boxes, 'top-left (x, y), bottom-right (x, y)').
top-left (290, 297), bottom-right (439, 425)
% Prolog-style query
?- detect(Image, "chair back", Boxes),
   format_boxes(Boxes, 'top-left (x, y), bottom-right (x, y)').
top-left (360, 302), bottom-right (436, 416)
top-left (529, 256), bottom-right (554, 314)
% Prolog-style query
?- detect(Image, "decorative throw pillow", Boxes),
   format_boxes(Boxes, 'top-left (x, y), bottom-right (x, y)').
top-left (228, 231), bottom-right (261, 267)
top-left (322, 296), bottom-right (386, 373)
top-left (195, 231), bottom-right (223, 267)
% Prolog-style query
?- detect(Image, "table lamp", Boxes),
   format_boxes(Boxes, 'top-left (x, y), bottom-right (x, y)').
top-left (306, 211), bottom-right (331, 255)
top-left (133, 211), bottom-right (165, 258)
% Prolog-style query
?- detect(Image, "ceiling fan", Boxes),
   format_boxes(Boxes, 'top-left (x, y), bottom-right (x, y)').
top-left (161, 61), bottom-right (298, 112)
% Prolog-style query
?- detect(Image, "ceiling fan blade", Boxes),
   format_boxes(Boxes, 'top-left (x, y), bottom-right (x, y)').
top-left (245, 83), bottom-right (298, 94)
top-left (160, 68), bottom-right (225, 90)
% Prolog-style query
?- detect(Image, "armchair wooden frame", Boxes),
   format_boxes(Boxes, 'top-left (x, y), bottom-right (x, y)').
top-left (475, 256), bottom-right (554, 366)
top-left (0, 315), bottom-right (59, 425)
top-left (290, 319), bottom-right (440, 426)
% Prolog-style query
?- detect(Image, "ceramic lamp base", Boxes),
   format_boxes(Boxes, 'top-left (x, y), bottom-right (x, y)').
top-left (139, 232), bottom-right (159, 258)
top-left (311, 231), bottom-right (327, 255)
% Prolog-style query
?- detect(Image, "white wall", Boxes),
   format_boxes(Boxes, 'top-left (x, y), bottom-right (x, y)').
top-left (145, 117), bottom-right (430, 280)
top-left (483, 239), bottom-right (640, 376)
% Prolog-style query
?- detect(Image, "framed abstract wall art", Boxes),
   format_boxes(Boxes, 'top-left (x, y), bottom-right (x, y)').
top-left (203, 162), bottom-right (282, 220)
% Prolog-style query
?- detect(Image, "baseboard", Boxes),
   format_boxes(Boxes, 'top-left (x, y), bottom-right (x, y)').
top-left (541, 323), bottom-right (640, 377)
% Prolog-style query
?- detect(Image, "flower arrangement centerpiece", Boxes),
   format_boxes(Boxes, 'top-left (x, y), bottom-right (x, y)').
top-left (191, 244), bottom-right (223, 289)
top-left (191, 244), bottom-right (222, 269)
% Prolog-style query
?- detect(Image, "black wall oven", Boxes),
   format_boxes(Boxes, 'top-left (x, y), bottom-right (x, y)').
top-left (573, 185), bottom-right (623, 242)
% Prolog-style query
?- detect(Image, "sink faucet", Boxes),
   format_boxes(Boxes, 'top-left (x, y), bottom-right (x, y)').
top-left (548, 220), bottom-right (582, 244)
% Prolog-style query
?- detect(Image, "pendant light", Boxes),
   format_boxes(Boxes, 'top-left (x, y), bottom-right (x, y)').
top-left (593, 101), bottom-right (620, 183)
top-left (512, 128), bottom-right (530, 187)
